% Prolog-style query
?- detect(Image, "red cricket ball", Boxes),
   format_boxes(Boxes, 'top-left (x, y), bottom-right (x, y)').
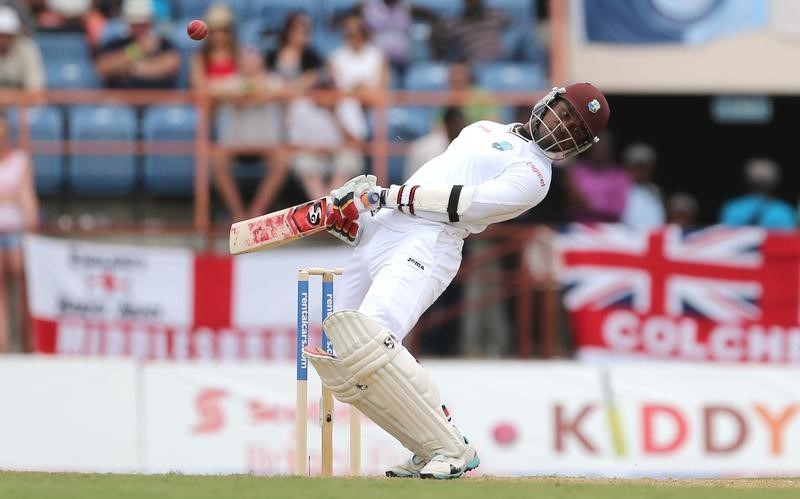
top-left (187, 20), bottom-right (208, 41)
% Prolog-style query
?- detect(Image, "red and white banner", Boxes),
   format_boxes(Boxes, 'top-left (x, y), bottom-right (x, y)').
top-left (557, 225), bottom-right (800, 363)
top-left (24, 235), bottom-right (350, 359)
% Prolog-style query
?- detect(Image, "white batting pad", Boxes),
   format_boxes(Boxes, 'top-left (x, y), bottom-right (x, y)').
top-left (313, 310), bottom-right (467, 459)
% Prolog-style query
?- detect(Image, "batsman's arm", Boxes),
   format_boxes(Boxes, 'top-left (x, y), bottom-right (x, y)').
top-left (376, 162), bottom-right (551, 225)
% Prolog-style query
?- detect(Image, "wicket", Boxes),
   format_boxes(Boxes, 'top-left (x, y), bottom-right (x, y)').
top-left (296, 268), bottom-right (361, 477)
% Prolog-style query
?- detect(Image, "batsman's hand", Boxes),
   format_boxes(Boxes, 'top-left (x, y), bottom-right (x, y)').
top-left (330, 174), bottom-right (382, 219)
top-left (326, 196), bottom-right (362, 246)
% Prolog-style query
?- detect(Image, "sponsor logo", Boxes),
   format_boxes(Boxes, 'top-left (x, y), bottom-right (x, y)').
top-left (588, 99), bottom-right (601, 114)
top-left (492, 141), bottom-right (513, 151)
top-left (407, 257), bottom-right (425, 270)
top-left (307, 201), bottom-right (323, 225)
top-left (527, 162), bottom-right (547, 187)
top-left (383, 336), bottom-right (396, 349)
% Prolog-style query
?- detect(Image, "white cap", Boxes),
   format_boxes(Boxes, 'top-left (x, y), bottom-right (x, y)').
top-left (744, 158), bottom-right (780, 185)
top-left (623, 143), bottom-right (657, 166)
top-left (0, 6), bottom-right (20, 35)
top-left (46, 0), bottom-right (92, 17)
top-left (123, 0), bottom-right (154, 23)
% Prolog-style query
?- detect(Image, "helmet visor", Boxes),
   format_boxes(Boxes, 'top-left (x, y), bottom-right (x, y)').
top-left (529, 89), bottom-right (596, 161)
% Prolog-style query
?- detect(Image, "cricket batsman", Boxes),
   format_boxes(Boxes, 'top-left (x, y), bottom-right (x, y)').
top-left (304, 83), bottom-right (610, 478)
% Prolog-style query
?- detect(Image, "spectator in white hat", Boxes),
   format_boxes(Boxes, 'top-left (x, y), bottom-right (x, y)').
top-left (0, 5), bottom-right (44, 89)
top-left (621, 142), bottom-right (665, 231)
top-left (95, 0), bottom-right (179, 88)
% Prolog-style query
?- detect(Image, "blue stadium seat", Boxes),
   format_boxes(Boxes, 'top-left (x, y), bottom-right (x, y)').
top-left (413, 0), bottom-right (459, 17)
top-left (312, 28), bottom-right (343, 58)
top-left (475, 62), bottom-right (546, 91)
top-left (409, 22), bottom-right (433, 62)
top-left (239, 18), bottom-right (282, 54)
top-left (404, 62), bottom-right (450, 91)
top-left (45, 56), bottom-right (100, 89)
top-left (142, 105), bottom-right (197, 196)
top-left (485, 0), bottom-right (534, 26)
top-left (6, 106), bottom-right (65, 195)
top-left (68, 105), bottom-right (138, 195)
top-left (251, 0), bottom-right (320, 27)
top-left (386, 106), bottom-right (430, 141)
top-left (35, 33), bottom-right (99, 88)
top-left (320, 0), bottom-right (359, 24)
top-left (174, 0), bottom-right (250, 20)
top-left (388, 155), bottom-right (405, 185)
top-left (34, 33), bottom-right (87, 59)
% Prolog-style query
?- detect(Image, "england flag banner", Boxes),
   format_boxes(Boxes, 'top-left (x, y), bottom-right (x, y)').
top-left (556, 225), bottom-right (800, 363)
top-left (24, 234), bottom-right (349, 360)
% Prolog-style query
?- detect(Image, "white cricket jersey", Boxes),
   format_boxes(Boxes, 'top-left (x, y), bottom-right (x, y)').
top-left (374, 120), bottom-right (553, 235)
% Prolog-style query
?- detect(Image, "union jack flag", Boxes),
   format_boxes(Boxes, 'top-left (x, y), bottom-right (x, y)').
top-left (557, 224), bottom-right (792, 324)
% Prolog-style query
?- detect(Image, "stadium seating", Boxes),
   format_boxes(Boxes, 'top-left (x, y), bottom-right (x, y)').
top-left (319, 0), bottom-right (359, 25)
top-left (6, 106), bottom-right (65, 195)
top-left (45, 56), bottom-right (100, 89)
top-left (475, 62), bottom-right (547, 91)
top-left (486, 0), bottom-right (534, 27)
top-left (173, 0), bottom-right (250, 20)
top-left (312, 27), bottom-right (344, 58)
top-left (68, 105), bottom-right (138, 195)
top-left (35, 33), bottom-right (99, 88)
top-left (142, 105), bottom-right (197, 196)
top-left (385, 106), bottom-right (431, 141)
top-left (33, 32), bottom-right (87, 59)
top-left (404, 62), bottom-right (450, 91)
top-left (251, 0), bottom-right (321, 27)
top-left (413, 0), bottom-right (460, 17)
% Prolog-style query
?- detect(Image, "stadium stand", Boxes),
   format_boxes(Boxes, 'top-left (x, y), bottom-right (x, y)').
top-left (7, 106), bottom-right (64, 195)
top-left (68, 105), bottom-right (138, 195)
top-left (142, 105), bottom-right (197, 196)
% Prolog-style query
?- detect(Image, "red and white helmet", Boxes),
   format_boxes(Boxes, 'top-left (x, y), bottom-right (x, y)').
top-left (529, 82), bottom-right (610, 161)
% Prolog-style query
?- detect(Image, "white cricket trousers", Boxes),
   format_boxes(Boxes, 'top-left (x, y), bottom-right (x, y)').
top-left (334, 219), bottom-right (465, 343)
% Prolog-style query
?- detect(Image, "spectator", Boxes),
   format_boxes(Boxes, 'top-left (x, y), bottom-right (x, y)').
top-left (667, 192), bottom-right (699, 229)
top-left (31, 0), bottom-right (109, 55)
top-left (0, 114), bottom-right (38, 352)
top-left (445, 0), bottom-right (509, 63)
top-left (266, 11), bottom-right (322, 91)
top-left (404, 106), bottom-right (464, 179)
top-left (95, 0), bottom-right (179, 89)
top-left (564, 131), bottom-right (631, 223)
top-left (0, 5), bottom-right (44, 90)
top-left (287, 13), bottom-right (388, 200)
top-left (355, 0), bottom-right (441, 75)
top-left (720, 158), bottom-right (795, 230)
top-left (31, 0), bottom-right (91, 32)
top-left (621, 143), bottom-right (665, 231)
top-left (192, 4), bottom-right (288, 221)
top-left (0, 1), bottom-right (33, 34)
top-left (443, 63), bottom-right (499, 125)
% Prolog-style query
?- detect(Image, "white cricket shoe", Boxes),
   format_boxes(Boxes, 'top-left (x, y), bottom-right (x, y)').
top-left (385, 454), bottom-right (428, 478)
top-left (419, 438), bottom-right (480, 480)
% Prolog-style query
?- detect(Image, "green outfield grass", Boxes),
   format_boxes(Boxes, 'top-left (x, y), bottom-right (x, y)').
top-left (1, 473), bottom-right (799, 499)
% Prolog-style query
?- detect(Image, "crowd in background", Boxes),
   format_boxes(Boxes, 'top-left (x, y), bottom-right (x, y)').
top-left (0, 0), bottom-right (793, 231)
top-left (0, 0), bottom-right (798, 355)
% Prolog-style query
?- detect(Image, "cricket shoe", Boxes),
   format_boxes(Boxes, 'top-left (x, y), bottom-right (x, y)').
top-left (385, 454), bottom-right (427, 478)
top-left (419, 438), bottom-right (480, 480)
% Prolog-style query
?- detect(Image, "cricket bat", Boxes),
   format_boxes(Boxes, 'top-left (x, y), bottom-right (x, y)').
top-left (229, 196), bottom-right (331, 255)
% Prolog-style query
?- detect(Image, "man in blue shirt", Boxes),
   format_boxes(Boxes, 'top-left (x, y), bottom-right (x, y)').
top-left (720, 158), bottom-right (796, 230)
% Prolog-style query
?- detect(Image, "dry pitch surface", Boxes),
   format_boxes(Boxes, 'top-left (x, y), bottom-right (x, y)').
top-left (1, 473), bottom-right (799, 499)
